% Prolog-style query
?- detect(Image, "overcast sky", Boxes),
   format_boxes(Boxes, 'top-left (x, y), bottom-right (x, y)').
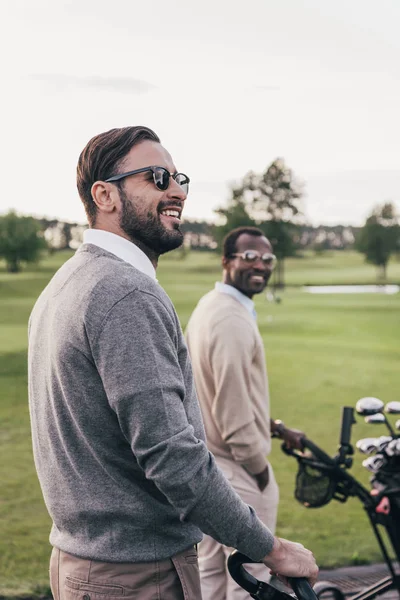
top-left (1, 0), bottom-right (399, 226)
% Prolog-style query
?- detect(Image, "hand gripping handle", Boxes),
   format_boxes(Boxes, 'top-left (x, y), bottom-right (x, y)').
top-left (227, 551), bottom-right (318, 600)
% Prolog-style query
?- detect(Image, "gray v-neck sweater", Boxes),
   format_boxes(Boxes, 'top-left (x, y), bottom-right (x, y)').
top-left (28, 244), bottom-right (274, 562)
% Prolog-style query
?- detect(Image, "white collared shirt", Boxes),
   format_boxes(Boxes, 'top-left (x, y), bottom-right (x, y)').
top-left (83, 229), bottom-right (157, 281)
top-left (215, 281), bottom-right (257, 320)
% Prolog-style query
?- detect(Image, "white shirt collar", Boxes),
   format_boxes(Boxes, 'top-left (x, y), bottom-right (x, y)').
top-left (83, 229), bottom-right (157, 281)
top-left (215, 282), bottom-right (256, 319)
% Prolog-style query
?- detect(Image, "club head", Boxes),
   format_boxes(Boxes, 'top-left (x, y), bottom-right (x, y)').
top-left (362, 455), bottom-right (387, 473)
top-left (385, 401), bottom-right (400, 414)
top-left (365, 413), bottom-right (386, 424)
top-left (375, 436), bottom-right (393, 452)
top-left (356, 397), bottom-right (384, 416)
top-left (356, 438), bottom-right (379, 454)
top-left (385, 439), bottom-right (400, 457)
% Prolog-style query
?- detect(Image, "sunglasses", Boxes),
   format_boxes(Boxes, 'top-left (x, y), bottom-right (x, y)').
top-left (231, 250), bottom-right (277, 268)
top-left (105, 166), bottom-right (190, 194)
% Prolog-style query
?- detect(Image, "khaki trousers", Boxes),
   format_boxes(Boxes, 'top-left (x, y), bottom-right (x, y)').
top-left (198, 456), bottom-right (279, 600)
top-left (50, 545), bottom-right (202, 600)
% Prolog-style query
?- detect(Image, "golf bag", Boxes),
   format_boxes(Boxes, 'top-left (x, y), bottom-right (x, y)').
top-left (283, 403), bottom-right (400, 600)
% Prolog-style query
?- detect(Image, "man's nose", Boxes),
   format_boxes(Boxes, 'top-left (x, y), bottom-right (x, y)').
top-left (253, 258), bottom-right (269, 271)
top-left (166, 178), bottom-right (187, 202)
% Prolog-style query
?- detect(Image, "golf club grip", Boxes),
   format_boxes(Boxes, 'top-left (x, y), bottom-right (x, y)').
top-left (288, 577), bottom-right (318, 600)
top-left (340, 406), bottom-right (355, 446)
top-left (228, 552), bottom-right (318, 600)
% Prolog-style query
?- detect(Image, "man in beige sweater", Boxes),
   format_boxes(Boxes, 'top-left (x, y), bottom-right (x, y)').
top-left (185, 226), bottom-right (305, 599)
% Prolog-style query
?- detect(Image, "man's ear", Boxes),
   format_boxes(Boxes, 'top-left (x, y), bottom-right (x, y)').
top-left (91, 181), bottom-right (118, 214)
top-left (222, 256), bottom-right (229, 269)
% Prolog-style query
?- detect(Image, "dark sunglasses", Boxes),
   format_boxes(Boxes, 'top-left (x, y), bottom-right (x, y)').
top-left (231, 250), bottom-right (277, 268)
top-left (105, 166), bottom-right (190, 194)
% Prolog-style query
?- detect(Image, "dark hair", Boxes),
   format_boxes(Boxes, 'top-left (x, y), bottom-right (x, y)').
top-left (76, 126), bottom-right (160, 225)
top-left (222, 226), bottom-right (265, 258)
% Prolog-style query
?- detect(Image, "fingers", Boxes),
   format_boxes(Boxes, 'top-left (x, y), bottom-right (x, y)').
top-left (263, 537), bottom-right (318, 585)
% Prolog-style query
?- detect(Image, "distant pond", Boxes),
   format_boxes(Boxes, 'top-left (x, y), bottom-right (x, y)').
top-left (304, 285), bottom-right (400, 295)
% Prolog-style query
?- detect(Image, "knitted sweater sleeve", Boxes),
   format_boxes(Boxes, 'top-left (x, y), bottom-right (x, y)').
top-left (92, 289), bottom-right (274, 561)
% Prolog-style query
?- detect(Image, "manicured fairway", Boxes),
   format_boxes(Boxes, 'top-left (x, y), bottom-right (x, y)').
top-left (0, 250), bottom-right (399, 596)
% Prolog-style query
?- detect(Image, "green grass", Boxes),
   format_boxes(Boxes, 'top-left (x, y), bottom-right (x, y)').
top-left (1, 249), bottom-right (400, 595)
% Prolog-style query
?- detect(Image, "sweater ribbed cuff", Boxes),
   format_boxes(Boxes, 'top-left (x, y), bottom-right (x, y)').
top-left (237, 506), bottom-right (275, 561)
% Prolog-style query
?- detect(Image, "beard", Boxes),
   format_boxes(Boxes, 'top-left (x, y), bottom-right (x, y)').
top-left (118, 187), bottom-right (184, 255)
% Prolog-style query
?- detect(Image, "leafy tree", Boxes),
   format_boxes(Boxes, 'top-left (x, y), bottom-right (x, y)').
top-left (215, 158), bottom-right (304, 287)
top-left (180, 220), bottom-right (211, 235)
top-left (0, 211), bottom-right (47, 273)
top-left (62, 222), bottom-right (73, 250)
top-left (263, 220), bottom-right (299, 289)
top-left (356, 202), bottom-right (400, 281)
top-left (213, 199), bottom-right (256, 249)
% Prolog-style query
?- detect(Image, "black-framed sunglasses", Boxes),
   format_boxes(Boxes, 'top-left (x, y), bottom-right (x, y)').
top-left (105, 166), bottom-right (190, 194)
top-left (231, 250), bottom-right (277, 269)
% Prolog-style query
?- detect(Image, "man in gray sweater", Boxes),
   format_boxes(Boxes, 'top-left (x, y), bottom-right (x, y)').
top-left (28, 126), bottom-right (318, 599)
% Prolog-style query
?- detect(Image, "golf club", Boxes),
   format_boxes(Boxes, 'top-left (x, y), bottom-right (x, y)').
top-left (356, 397), bottom-right (384, 416)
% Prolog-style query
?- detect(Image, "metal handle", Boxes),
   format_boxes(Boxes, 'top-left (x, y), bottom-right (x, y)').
top-left (300, 438), bottom-right (337, 466)
top-left (227, 551), bottom-right (261, 596)
top-left (280, 438), bottom-right (335, 466)
top-left (288, 577), bottom-right (319, 600)
top-left (340, 406), bottom-right (356, 447)
top-left (227, 551), bottom-right (318, 600)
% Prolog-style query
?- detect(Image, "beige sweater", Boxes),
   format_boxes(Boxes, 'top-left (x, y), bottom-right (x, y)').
top-left (186, 289), bottom-right (271, 475)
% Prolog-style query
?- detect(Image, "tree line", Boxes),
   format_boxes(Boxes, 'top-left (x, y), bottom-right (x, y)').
top-left (1, 157), bottom-right (399, 281)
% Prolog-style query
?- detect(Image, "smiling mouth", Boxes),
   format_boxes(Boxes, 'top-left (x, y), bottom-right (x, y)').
top-left (160, 208), bottom-right (182, 220)
top-left (249, 274), bottom-right (266, 283)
